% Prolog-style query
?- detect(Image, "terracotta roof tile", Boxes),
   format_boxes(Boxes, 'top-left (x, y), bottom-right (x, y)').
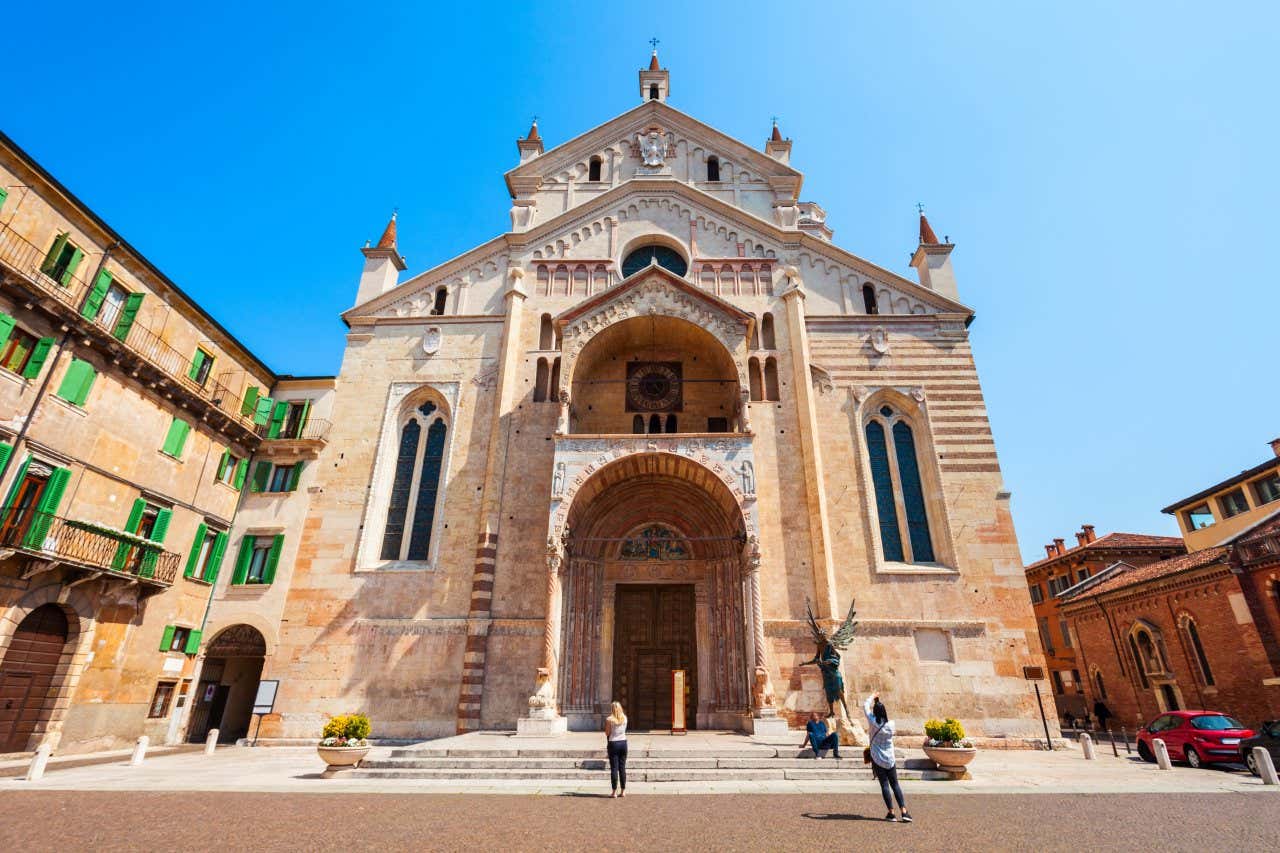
top-left (374, 212), bottom-right (397, 250)
top-left (1065, 547), bottom-right (1230, 599)
top-left (919, 213), bottom-right (940, 244)
top-left (1024, 532), bottom-right (1186, 571)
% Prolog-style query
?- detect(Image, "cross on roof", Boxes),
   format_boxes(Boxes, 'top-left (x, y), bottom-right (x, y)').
top-left (916, 202), bottom-right (925, 214)
top-left (649, 37), bottom-right (660, 50)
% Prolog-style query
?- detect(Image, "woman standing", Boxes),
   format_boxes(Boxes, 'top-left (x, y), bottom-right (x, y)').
top-left (864, 693), bottom-right (912, 823)
top-left (605, 701), bottom-right (628, 798)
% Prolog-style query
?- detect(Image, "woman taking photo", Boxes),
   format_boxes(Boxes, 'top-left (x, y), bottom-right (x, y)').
top-left (605, 701), bottom-right (628, 798)
top-left (865, 693), bottom-right (912, 822)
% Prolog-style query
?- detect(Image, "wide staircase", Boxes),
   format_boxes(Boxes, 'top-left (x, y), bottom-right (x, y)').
top-left (350, 732), bottom-right (927, 783)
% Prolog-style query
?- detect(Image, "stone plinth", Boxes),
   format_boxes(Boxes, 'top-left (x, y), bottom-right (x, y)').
top-left (515, 714), bottom-right (569, 737)
top-left (747, 710), bottom-right (791, 741)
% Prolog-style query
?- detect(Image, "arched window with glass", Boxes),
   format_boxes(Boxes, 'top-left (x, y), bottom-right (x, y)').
top-left (380, 399), bottom-right (449, 562)
top-left (864, 403), bottom-right (936, 564)
top-left (1181, 615), bottom-right (1215, 686)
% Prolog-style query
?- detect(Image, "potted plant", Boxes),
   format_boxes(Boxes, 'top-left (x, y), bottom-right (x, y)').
top-left (317, 713), bottom-right (372, 776)
top-left (922, 717), bottom-right (976, 773)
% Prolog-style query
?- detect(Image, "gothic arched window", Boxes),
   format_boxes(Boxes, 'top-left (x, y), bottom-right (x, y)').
top-left (1093, 669), bottom-right (1108, 700)
top-left (706, 156), bottom-right (720, 182)
top-left (588, 156), bottom-right (602, 182)
top-left (864, 404), bottom-right (936, 564)
top-left (862, 284), bottom-right (879, 315)
top-left (621, 245), bottom-right (688, 278)
top-left (380, 400), bottom-right (448, 562)
top-left (1183, 617), bottom-right (1215, 686)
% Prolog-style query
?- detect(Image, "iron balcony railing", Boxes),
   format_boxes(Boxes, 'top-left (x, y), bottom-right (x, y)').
top-left (0, 509), bottom-right (179, 586)
top-left (255, 417), bottom-right (332, 443)
top-left (0, 220), bottom-right (259, 435)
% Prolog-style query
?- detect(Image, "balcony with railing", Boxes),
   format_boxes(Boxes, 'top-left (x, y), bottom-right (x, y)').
top-left (0, 220), bottom-right (262, 445)
top-left (254, 417), bottom-right (331, 456)
top-left (0, 509), bottom-right (179, 590)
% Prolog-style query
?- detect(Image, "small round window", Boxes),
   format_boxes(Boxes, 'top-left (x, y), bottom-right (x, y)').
top-left (621, 245), bottom-right (688, 278)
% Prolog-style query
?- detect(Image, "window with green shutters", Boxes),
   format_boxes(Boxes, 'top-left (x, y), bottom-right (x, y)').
top-left (252, 394), bottom-right (275, 426)
top-left (54, 357), bottom-right (96, 406)
top-left (161, 417), bottom-right (191, 458)
top-left (266, 401), bottom-right (289, 438)
top-left (111, 293), bottom-right (144, 342)
top-left (0, 315), bottom-right (42, 377)
top-left (21, 466), bottom-right (71, 549)
top-left (184, 525), bottom-right (228, 582)
top-left (40, 233), bottom-right (84, 287)
top-left (215, 448), bottom-right (246, 487)
top-left (0, 442), bottom-right (11, 475)
top-left (111, 498), bottom-right (172, 576)
top-left (188, 348), bottom-right (214, 386)
top-left (81, 269), bottom-right (114, 321)
top-left (18, 337), bottom-right (54, 380)
top-left (158, 625), bottom-right (200, 654)
top-left (250, 461), bottom-right (305, 493)
top-left (249, 460), bottom-right (271, 492)
top-left (241, 386), bottom-right (259, 416)
top-left (231, 534), bottom-right (284, 585)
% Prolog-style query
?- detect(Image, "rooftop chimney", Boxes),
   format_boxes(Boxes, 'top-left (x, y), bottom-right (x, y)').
top-left (1045, 544), bottom-right (1057, 559)
top-left (1054, 538), bottom-right (1066, 556)
top-left (1075, 532), bottom-right (1089, 547)
top-left (1082, 524), bottom-right (1097, 543)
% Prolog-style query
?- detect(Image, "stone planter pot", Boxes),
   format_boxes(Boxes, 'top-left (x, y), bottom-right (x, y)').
top-left (317, 744), bottom-right (370, 777)
top-left (922, 743), bottom-right (976, 774)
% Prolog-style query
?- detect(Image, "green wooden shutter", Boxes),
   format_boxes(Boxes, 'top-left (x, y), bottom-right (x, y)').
top-left (112, 498), bottom-right (147, 569)
top-left (56, 358), bottom-right (96, 406)
top-left (250, 461), bottom-right (271, 493)
top-left (150, 508), bottom-right (173, 543)
top-left (297, 399), bottom-right (312, 435)
top-left (187, 349), bottom-right (207, 382)
top-left (23, 466), bottom-right (71, 548)
top-left (22, 338), bottom-right (54, 379)
top-left (183, 629), bottom-right (202, 655)
top-left (263, 534), bottom-right (284, 584)
top-left (81, 270), bottom-right (113, 320)
top-left (162, 418), bottom-right (190, 457)
top-left (0, 442), bottom-right (11, 475)
top-left (140, 508), bottom-right (173, 577)
top-left (61, 248), bottom-right (84, 286)
top-left (253, 396), bottom-right (274, 426)
top-left (215, 448), bottom-right (231, 481)
top-left (0, 187), bottom-right (8, 211)
top-left (159, 624), bottom-right (176, 652)
top-left (205, 531), bottom-right (229, 583)
top-left (184, 523), bottom-right (209, 577)
top-left (240, 386), bottom-right (259, 416)
top-left (286, 460), bottom-right (306, 492)
top-left (112, 293), bottom-right (144, 341)
top-left (231, 537), bottom-right (253, 585)
top-left (2, 455), bottom-right (31, 515)
top-left (266, 401), bottom-right (289, 438)
top-left (233, 458), bottom-right (249, 490)
top-left (40, 233), bottom-right (68, 276)
top-left (0, 313), bottom-right (14, 347)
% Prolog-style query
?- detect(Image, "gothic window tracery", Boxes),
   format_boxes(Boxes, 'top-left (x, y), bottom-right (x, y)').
top-left (619, 524), bottom-right (691, 560)
top-left (864, 404), bottom-right (935, 564)
top-left (380, 400), bottom-right (449, 562)
top-left (621, 245), bottom-right (688, 278)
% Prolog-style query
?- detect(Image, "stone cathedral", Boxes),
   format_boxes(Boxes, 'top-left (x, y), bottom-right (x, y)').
top-left (259, 54), bottom-right (1050, 741)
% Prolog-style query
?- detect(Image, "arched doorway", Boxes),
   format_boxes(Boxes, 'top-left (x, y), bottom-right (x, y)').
top-left (558, 453), bottom-right (751, 731)
top-left (0, 604), bottom-right (69, 752)
top-left (187, 625), bottom-right (266, 744)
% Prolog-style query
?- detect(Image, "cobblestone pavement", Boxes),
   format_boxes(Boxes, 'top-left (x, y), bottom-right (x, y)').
top-left (0, 791), bottom-right (1275, 852)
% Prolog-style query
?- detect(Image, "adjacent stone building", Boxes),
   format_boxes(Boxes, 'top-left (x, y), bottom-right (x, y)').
top-left (247, 54), bottom-right (1054, 742)
top-left (1060, 438), bottom-right (1280, 729)
top-left (1023, 528), bottom-right (1184, 724)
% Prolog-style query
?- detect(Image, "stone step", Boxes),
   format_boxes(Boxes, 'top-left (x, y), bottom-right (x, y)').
top-left (348, 767), bottom-right (905, 782)
top-left (363, 756), bottom-right (874, 771)
top-left (387, 747), bottom-right (800, 760)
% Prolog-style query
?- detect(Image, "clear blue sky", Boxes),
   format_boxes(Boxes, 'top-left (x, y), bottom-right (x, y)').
top-left (6, 2), bottom-right (1278, 562)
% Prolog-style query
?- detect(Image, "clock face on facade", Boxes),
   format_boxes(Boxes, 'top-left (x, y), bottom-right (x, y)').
top-left (626, 361), bottom-right (683, 412)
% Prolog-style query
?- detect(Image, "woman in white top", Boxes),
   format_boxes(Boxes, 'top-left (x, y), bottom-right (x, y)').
top-left (605, 701), bottom-right (628, 798)
top-left (865, 693), bottom-right (912, 822)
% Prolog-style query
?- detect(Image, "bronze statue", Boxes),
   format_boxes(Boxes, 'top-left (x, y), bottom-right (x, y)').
top-left (801, 597), bottom-right (858, 720)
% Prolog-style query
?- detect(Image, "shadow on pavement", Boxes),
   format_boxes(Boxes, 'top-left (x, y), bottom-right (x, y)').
top-left (801, 812), bottom-right (886, 822)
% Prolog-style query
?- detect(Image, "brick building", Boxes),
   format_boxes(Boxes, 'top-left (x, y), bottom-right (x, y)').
top-left (1059, 439), bottom-right (1280, 729)
top-left (1023, 527), bottom-right (1184, 723)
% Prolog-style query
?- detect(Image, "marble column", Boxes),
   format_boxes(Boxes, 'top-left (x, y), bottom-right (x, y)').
top-left (744, 536), bottom-right (789, 738)
top-left (517, 538), bottom-right (568, 736)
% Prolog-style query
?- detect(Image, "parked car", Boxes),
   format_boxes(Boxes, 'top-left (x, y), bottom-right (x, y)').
top-left (1239, 720), bottom-right (1280, 776)
top-left (1136, 711), bottom-right (1254, 768)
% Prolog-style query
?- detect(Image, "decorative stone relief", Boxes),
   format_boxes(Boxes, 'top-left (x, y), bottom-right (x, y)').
top-left (870, 326), bottom-right (890, 356)
top-left (810, 363), bottom-right (834, 396)
top-left (738, 460), bottom-right (756, 500)
top-left (421, 326), bottom-right (442, 356)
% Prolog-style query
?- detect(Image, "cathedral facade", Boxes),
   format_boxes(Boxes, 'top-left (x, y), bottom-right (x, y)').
top-left (246, 55), bottom-right (1053, 741)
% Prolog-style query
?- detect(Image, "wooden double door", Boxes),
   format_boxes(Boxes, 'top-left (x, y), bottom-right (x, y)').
top-left (0, 604), bottom-right (68, 753)
top-left (612, 584), bottom-right (697, 730)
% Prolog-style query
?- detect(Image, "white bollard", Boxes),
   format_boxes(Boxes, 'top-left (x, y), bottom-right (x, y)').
top-left (1153, 738), bottom-right (1172, 770)
top-left (1080, 733), bottom-right (1095, 760)
top-left (1254, 747), bottom-right (1280, 785)
top-left (204, 729), bottom-right (219, 756)
top-left (129, 735), bottom-right (149, 766)
top-left (25, 743), bottom-right (53, 781)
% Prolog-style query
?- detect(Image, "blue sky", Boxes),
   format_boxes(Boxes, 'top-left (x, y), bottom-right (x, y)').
top-left (6, 2), bottom-right (1278, 562)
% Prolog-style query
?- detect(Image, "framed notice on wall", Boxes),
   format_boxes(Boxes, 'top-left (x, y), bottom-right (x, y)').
top-left (252, 679), bottom-right (280, 716)
top-left (671, 669), bottom-right (687, 735)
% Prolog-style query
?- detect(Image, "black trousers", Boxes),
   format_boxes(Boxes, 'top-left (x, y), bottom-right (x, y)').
top-left (873, 762), bottom-right (906, 810)
top-left (607, 740), bottom-right (628, 790)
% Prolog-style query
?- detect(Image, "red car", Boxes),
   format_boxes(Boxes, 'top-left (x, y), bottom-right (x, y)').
top-left (1136, 711), bottom-right (1255, 768)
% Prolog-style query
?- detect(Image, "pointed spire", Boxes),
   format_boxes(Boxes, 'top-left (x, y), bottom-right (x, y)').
top-left (526, 119), bottom-right (540, 141)
top-left (649, 50), bottom-right (661, 71)
top-left (918, 211), bottom-right (940, 245)
top-left (771, 120), bottom-right (783, 142)
top-left (375, 211), bottom-right (398, 250)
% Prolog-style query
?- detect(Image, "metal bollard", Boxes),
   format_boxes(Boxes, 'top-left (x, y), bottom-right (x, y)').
top-left (1254, 747), bottom-right (1280, 785)
top-left (204, 729), bottom-right (219, 756)
top-left (1121, 727), bottom-right (1131, 754)
top-left (129, 735), bottom-right (149, 766)
top-left (1153, 738), bottom-right (1172, 770)
top-left (25, 743), bottom-right (53, 781)
top-left (1109, 727), bottom-right (1119, 757)
top-left (1080, 733), bottom-right (1096, 760)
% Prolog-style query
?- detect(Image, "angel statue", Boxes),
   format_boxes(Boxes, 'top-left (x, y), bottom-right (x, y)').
top-left (636, 131), bottom-right (665, 167)
top-left (801, 597), bottom-right (859, 721)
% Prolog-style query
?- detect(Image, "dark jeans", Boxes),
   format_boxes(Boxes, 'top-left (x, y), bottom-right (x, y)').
top-left (607, 740), bottom-right (628, 790)
top-left (812, 733), bottom-right (840, 757)
top-left (873, 762), bottom-right (906, 811)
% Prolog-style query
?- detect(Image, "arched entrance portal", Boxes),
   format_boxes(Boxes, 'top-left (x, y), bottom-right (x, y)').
top-left (0, 604), bottom-right (69, 752)
top-left (559, 453), bottom-right (752, 731)
top-left (187, 625), bottom-right (266, 744)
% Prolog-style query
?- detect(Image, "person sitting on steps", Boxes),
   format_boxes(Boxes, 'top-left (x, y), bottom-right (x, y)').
top-left (800, 711), bottom-right (841, 760)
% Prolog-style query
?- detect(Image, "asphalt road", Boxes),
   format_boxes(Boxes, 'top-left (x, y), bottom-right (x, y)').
top-left (0, 791), bottom-right (1274, 851)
